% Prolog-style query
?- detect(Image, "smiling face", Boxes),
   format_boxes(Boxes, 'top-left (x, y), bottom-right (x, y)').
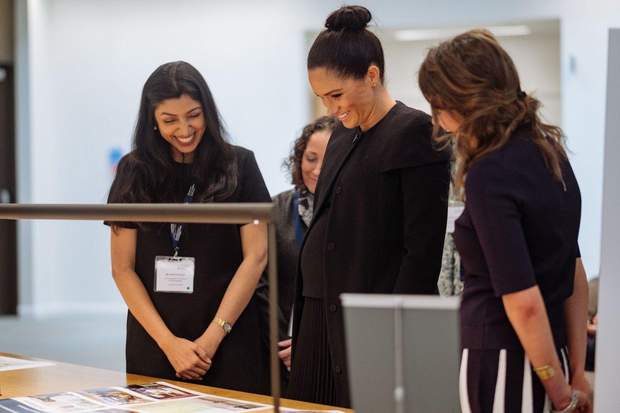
top-left (301, 129), bottom-right (331, 193)
top-left (308, 67), bottom-right (379, 130)
top-left (154, 94), bottom-right (206, 162)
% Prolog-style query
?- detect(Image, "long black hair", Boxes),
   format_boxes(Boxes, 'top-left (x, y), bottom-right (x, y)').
top-left (109, 61), bottom-right (237, 205)
top-left (307, 5), bottom-right (385, 83)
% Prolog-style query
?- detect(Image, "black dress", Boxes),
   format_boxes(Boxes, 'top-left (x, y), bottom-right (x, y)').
top-left (106, 146), bottom-right (270, 395)
top-left (288, 102), bottom-right (451, 407)
top-left (454, 127), bottom-right (581, 412)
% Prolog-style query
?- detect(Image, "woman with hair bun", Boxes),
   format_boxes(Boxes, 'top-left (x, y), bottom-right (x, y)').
top-left (419, 30), bottom-right (592, 412)
top-left (288, 5), bottom-right (451, 407)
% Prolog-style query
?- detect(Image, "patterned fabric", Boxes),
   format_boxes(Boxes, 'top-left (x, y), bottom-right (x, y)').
top-left (298, 188), bottom-right (314, 227)
top-left (438, 195), bottom-right (464, 297)
top-left (438, 232), bottom-right (463, 296)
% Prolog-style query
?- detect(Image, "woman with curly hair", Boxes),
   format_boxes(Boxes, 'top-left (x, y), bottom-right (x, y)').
top-left (271, 116), bottom-right (336, 371)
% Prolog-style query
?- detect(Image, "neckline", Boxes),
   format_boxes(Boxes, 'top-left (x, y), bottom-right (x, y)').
top-left (357, 101), bottom-right (402, 135)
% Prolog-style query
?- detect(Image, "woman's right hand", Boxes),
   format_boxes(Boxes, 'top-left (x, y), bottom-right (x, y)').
top-left (160, 336), bottom-right (212, 381)
top-left (572, 374), bottom-right (593, 413)
top-left (552, 388), bottom-right (592, 413)
top-left (575, 389), bottom-right (592, 413)
top-left (278, 339), bottom-right (293, 370)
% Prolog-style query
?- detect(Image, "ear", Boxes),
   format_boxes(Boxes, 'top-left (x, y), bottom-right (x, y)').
top-left (366, 65), bottom-right (381, 87)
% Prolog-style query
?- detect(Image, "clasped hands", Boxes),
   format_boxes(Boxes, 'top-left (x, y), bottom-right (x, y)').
top-left (160, 328), bottom-right (222, 381)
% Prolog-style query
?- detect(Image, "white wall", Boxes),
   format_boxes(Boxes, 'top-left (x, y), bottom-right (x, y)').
top-left (381, 25), bottom-right (561, 125)
top-left (14, 0), bottom-right (620, 315)
top-left (595, 27), bottom-right (620, 413)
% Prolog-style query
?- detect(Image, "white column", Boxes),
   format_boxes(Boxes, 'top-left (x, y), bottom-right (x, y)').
top-left (594, 27), bottom-right (620, 413)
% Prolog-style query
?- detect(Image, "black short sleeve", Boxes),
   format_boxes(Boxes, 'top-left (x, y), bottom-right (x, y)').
top-left (465, 160), bottom-right (537, 296)
top-left (576, 243), bottom-right (581, 258)
top-left (104, 154), bottom-right (139, 229)
top-left (234, 149), bottom-right (271, 204)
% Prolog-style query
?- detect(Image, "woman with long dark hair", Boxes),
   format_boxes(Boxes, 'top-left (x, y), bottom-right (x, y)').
top-left (419, 30), bottom-right (592, 412)
top-left (288, 6), bottom-right (451, 407)
top-left (106, 61), bottom-right (270, 394)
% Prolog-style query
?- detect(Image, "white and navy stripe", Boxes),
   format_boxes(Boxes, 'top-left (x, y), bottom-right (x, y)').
top-left (459, 347), bottom-right (569, 413)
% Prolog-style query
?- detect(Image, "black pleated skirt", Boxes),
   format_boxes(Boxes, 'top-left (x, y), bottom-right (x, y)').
top-left (287, 297), bottom-right (342, 406)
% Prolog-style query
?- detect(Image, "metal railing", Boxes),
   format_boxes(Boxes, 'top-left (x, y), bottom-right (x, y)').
top-left (0, 203), bottom-right (282, 412)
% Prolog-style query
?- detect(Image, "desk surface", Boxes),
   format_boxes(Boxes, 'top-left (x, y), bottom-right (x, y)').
top-left (0, 353), bottom-right (351, 412)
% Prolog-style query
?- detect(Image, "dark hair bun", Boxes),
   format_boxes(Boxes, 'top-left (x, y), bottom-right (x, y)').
top-left (325, 5), bottom-right (371, 32)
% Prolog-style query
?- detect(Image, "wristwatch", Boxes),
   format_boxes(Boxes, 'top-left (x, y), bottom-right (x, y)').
top-left (213, 317), bottom-right (232, 335)
top-left (551, 391), bottom-right (579, 413)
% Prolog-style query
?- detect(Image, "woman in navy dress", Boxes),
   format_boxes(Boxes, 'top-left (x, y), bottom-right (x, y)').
top-left (419, 30), bottom-right (592, 412)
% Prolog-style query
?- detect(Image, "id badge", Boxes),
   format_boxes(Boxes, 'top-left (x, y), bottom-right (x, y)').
top-left (154, 256), bottom-right (195, 294)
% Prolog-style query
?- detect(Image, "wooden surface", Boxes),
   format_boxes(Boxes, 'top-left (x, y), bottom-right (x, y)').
top-left (0, 353), bottom-right (351, 412)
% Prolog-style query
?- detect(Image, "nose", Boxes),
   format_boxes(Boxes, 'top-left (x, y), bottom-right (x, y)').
top-left (313, 163), bottom-right (322, 177)
top-left (322, 98), bottom-right (338, 116)
top-left (177, 121), bottom-right (193, 138)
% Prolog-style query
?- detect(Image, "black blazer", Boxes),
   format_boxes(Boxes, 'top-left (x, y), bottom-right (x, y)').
top-left (292, 102), bottom-right (451, 398)
top-left (272, 188), bottom-right (307, 337)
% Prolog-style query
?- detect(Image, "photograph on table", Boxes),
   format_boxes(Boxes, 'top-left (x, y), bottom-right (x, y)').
top-left (0, 356), bottom-right (54, 372)
top-left (14, 391), bottom-right (106, 412)
top-left (127, 395), bottom-right (268, 412)
top-left (78, 387), bottom-right (154, 406)
top-left (124, 382), bottom-right (198, 401)
top-left (88, 409), bottom-right (140, 413)
top-left (0, 398), bottom-right (47, 413)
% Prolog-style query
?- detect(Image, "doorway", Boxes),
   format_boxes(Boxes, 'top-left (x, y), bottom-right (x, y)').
top-left (0, 64), bottom-right (17, 315)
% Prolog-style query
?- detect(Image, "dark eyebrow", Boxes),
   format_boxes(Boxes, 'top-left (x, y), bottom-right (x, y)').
top-left (160, 106), bottom-right (202, 117)
top-left (316, 89), bottom-right (342, 98)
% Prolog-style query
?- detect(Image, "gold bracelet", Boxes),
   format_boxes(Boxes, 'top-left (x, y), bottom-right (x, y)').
top-left (213, 317), bottom-right (232, 335)
top-left (534, 364), bottom-right (556, 380)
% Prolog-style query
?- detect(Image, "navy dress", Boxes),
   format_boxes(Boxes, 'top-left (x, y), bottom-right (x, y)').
top-left (106, 146), bottom-right (271, 395)
top-left (454, 126), bottom-right (581, 413)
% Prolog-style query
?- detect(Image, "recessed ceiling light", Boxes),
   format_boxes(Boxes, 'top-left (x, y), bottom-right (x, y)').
top-left (394, 25), bottom-right (531, 41)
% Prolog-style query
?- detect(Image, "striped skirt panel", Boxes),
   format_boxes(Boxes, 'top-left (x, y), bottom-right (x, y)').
top-left (460, 347), bottom-right (569, 413)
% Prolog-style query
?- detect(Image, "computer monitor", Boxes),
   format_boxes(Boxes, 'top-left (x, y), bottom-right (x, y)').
top-left (341, 294), bottom-right (460, 413)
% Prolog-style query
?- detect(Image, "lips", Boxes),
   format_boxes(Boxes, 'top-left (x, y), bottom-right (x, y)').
top-left (175, 134), bottom-right (195, 147)
top-left (337, 112), bottom-right (350, 122)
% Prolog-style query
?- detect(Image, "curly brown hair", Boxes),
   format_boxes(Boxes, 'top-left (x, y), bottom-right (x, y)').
top-left (284, 116), bottom-right (339, 189)
top-left (418, 29), bottom-right (567, 199)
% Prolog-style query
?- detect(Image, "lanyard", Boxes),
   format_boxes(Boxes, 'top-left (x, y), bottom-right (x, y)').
top-left (170, 184), bottom-right (196, 256)
top-left (292, 190), bottom-right (304, 246)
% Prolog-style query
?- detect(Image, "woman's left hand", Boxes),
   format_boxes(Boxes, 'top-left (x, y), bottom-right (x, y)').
top-left (195, 327), bottom-right (224, 366)
top-left (572, 374), bottom-right (593, 413)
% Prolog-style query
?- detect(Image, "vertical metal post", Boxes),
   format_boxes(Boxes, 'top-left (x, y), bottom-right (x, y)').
top-left (268, 223), bottom-right (281, 412)
top-left (394, 299), bottom-right (405, 413)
